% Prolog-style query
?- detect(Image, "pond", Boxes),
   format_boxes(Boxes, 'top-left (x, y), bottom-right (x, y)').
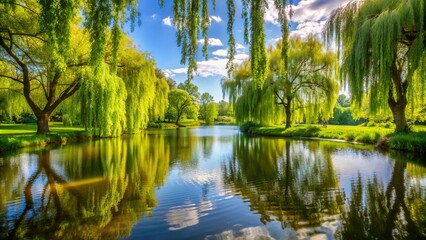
top-left (0, 126), bottom-right (425, 239)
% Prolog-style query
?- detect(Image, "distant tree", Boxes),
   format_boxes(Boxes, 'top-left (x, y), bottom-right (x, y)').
top-left (337, 94), bottom-right (351, 108)
top-left (167, 89), bottom-right (198, 124)
top-left (199, 92), bottom-right (214, 120)
top-left (205, 102), bottom-right (219, 125)
top-left (223, 36), bottom-right (339, 128)
top-left (218, 100), bottom-right (230, 116)
top-left (166, 78), bottom-right (177, 90)
top-left (324, 0), bottom-right (426, 132)
top-left (178, 80), bottom-right (200, 100)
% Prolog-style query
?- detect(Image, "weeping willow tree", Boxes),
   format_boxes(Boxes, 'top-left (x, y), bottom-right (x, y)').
top-left (167, 0), bottom-right (291, 87)
top-left (118, 39), bottom-right (167, 133)
top-left (80, 64), bottom-right (127, 137)
top-left (223, 36), bottom-right (339, 127)
top-left (324, 0), bottom-right (426, 132)
top-left (151, 70), bottom-right (170, 122)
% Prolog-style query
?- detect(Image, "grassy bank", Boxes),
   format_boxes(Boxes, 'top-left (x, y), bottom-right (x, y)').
top-left (0, 123), bottom-right (92, 152)
top-left (242, 123), bottom-right (426, 152)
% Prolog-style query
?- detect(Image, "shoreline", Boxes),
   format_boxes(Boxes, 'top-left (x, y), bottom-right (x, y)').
top-left (1, 124), bottom-right (425, 153)
top-left (242, 124), bottom-right (426, 153)
top-left (0, 131), bottom-right (95, 153)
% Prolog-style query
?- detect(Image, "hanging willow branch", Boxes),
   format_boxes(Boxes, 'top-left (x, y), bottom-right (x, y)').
top-left (324, 0), bottom-right (425, 132)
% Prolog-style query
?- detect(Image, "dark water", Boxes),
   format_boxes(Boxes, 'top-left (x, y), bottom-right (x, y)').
top-left (0, 126), bottom-right (425, 240)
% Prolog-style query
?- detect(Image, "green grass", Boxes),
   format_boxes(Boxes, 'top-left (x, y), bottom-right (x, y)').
top-left (0, 123), bottom-right (91, 152)
top-left (248, 124), bottom-right (426, 152)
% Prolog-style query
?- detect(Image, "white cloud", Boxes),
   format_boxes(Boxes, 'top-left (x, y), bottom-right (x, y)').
top-left (162, 16), bottom-right (173, 27)
top-left (291, 0), bottom-right (352, 24)
top-left (236, 43), bottom-right (245, 50)
top-left (263, 0), bottom-right (353, 40)
top-left (264, 0), bottom-right (279, 24)
top-left (163, 53), bottom-right (249, 78)
top-left (151, 14), bottom-right (157, 20)
top-left (210, 16), bottom-right (222, 23)
top-left (197, 38), bottom-right (223, 47)
top-left (212, 49), bottom-right (228, 57)
top-left (164, 68), bottom-right (187, 77)
top-left (290, 20), bottom-right (327, 39)
top-left (234, 53), bottom-right (249, 61)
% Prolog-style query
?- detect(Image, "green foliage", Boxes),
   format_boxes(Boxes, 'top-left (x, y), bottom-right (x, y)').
top-left (324, 0), bottom-right (426, 132)
top-left (119, 44), bottom-right (158, 133)
top-left (199, 92), bottom-right (214, 120)
top-left (167, 88), bottom-right (199, 124)
top-left (218, 100), bottom-right (231, 116)
top-left (389, 132), bottom-right (426, 152)
top-left (205, 102), bottom-right (219, 125)
top-left (80, 64), bottom-right (127, 137)
top-left (240, 121), bottom-right (262, 134)
top-left (178, 80), bottom-right (200, 99)
top-left (223, 36), bottom-right (339, 127)
top-left (245, 124), bottom-right (426, 152)
top-left (151, 73), bottom-right (170, 122)
top-left (0, 123), bottom-right (89, 151)
top-left (329, 106), bottom-right (364, 125)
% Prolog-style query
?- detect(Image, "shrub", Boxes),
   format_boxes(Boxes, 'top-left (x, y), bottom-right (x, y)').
top-left (383, 121), bottom-right (393, 128)
top-left (240, 121), bottom-right (262, 134)
top-left (19, 112), bottom-right (36, 123)
top-left (389, 132), bottom-right (426, 152)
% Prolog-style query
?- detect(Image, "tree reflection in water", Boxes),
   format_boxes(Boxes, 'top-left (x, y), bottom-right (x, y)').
top-left (223, 136), bottom-right (344, 236)
top-left (338, 159), bottom-right (426, 240)
top-left (0, 134), bottom-right (170, 239)
top-left (1, 128), bottom-right (426, 239)
top-left (223, 136), bottom-right (426, 239)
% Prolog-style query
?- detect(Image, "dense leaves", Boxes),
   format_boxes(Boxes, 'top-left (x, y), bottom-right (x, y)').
top-left (223, 36), bottom-right (339, 127)
top-left (167, 89), bottom-right (199, 124)
top-left (324, 0), bottom-right (426, 132)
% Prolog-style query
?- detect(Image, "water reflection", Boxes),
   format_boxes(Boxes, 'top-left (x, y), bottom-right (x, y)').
top-left (0, 126), bottom-right (425, 239)
top-left (223, 136), bottom-right (344, 238)
top-left (338, 161), bottom-right (426, 240)
top-left (0, 134), bottom-right (170, 239)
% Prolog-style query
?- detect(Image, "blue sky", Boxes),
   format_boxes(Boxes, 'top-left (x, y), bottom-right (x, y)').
top-left (127, 0), bottom-right (351, 102)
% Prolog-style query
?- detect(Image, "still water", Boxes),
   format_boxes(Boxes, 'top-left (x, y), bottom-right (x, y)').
top-left (0, 126), bottom-right (425, 239)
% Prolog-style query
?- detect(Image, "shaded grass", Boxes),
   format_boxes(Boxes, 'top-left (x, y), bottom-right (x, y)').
top-left (389, 131), bottom-right (426, 152)
top-left (178, 119), bottom-right (200, 127)
top-left (0, 123), bottom-right (90, 152)
top-left (249, 124), bottom-right (426, 152)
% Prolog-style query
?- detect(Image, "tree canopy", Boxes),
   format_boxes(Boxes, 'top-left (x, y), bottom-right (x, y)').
top-left (167, 88), bottom-right (199, 124)
top-left (0, 0), bottom-right (170, 135)
top-left (324, 0), bottom-right (426, 132)
top-left (223, 36), bottom-right (339, 127)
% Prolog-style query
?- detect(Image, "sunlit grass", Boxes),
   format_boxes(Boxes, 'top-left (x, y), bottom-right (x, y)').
top-left (0, 123), bottom-right (89, 152)
top-left (0, 122), bottom-right (85, 135)
top-left (250, 124), bottom-right (426, 152)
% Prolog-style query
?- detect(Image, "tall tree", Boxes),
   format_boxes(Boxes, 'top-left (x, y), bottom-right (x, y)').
top-left (178, 80), bottom-right (200, 99)
top-left (0, 2), bottom-right (90, 133)
top-left (167, 88), bottom-right (199, 124)
top-left (204, 102), bottom-right (219, 125)
top-left (324, 0), bottom-right (426, 132)
top-left (199, 92), bottom-right (214, 120)
top-left (223, 36), bottom-right (339, 127)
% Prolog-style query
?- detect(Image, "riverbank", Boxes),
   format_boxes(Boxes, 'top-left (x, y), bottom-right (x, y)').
top-left (0, 123), bottom-right (93, 152)
top-left (241, 123), bottom-right (426, 152)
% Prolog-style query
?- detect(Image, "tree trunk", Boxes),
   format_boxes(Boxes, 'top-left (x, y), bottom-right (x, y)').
top-left (390, 101), bottom-right (408, 133)
top-left (388, 79), bottom-right (409, 133)
top-left (36, 112), bottom-right (50, 134)
top-left (388, 63), bottom-right (409, 133)
top-left (284, 98), bottom-right (292, 129)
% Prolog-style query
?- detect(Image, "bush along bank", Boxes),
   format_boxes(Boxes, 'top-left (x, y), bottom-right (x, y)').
top-left (240, 122), bottom-right (426, 153)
